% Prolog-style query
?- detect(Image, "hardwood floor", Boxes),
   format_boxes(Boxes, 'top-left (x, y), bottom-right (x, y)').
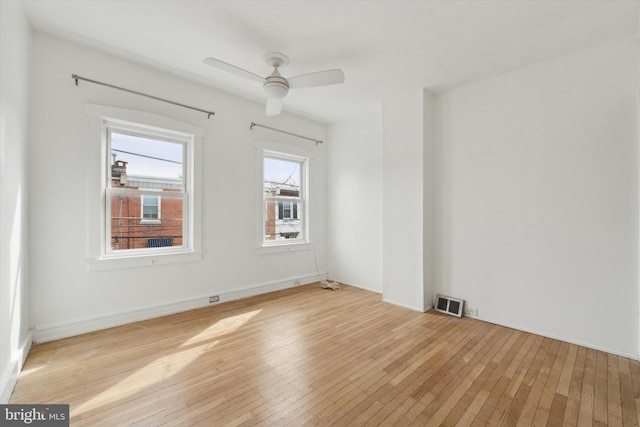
top-left (10, 284), bottom-right (640, 426)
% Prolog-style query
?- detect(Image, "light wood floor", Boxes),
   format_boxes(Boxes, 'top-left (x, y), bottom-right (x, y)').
top-left (10, 284), bottom-right (640, 426)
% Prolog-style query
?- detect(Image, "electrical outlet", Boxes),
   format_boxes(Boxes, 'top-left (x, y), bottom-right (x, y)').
top-left (464, 306), bottom-right (478, 317)
top-left (209, 295), bottom-right (220, 303)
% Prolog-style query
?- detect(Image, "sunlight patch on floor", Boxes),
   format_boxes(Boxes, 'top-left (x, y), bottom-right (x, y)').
top-left (69, 341), bottom-right (216, 417)
top-left (179, 309), bottom-right (262, 347)
top-left (17, 364), bottom-right (45, 377)
top-left (68, 310), bottom-right (262, 417)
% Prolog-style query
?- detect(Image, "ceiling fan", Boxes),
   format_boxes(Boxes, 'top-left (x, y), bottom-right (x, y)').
top-left (204, 52), bottom-right (345, 116)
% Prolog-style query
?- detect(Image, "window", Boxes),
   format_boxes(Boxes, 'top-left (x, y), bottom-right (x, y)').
top-left (261, 150), bottom-right (308, 246)
top-left (141, 193), bottom-right (160, 223)
top-left (106, 124), bottom-right (189, 254)
top-left (85, 104), bottom-right (203, 270)
top-left (279, 201), bottom-right (299, 220)
top-left (142, 195), bottom-right (159, 219)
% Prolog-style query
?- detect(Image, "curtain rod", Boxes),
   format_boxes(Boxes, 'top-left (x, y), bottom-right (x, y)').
top-left (250, 122), bottom-right (323, 145)
top-left (71, 74), bottom-right (215, 119)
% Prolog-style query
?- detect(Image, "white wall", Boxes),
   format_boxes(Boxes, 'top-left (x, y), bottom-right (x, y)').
top-left (382, 89), bottom-right (425, 311)
top-left (0, 1), bottom-right (31, 403)
top-left (636, 2), bottom-right (640, 362)
top-left (434, 36), bottom-right (639, 358)
top-left (327, 111), bottom-right (383, 292)
top-left (28, 33), bottom-right (329, 342)
top-left (423, 91), bottom-right (436, 311)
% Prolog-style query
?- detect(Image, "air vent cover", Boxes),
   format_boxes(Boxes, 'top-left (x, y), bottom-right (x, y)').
top-left (435, 294), bottom-right (464, 318)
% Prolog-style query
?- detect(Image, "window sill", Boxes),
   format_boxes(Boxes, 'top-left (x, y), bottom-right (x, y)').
top-left (87, 251), bottom-right (203, 271)
top-left (256, 242), bottom-right (312, 255)
top-left (140, 219), bottom-right (162, 224)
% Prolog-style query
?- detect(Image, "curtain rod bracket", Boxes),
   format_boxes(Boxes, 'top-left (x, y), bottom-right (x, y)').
top-left (71, 74), bottom-right (215, 119)
top-left (250, 122), bottom-right (322, 145)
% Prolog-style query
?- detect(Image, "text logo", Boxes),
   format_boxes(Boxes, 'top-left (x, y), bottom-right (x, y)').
top-left (1, 405), bottom-right (69, 426)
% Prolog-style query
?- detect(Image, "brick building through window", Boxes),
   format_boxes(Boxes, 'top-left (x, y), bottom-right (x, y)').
top-left (264, 182), bottom-right (301, 241)
top-left (110, 160), bottom-right (184, 250)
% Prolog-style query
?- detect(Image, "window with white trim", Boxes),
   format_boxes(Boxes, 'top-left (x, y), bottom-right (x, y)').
top-left (142, 194), bottom-right (159, 219)
top-left (278, 200), bottom-right (299, 220)
top-left (85, 104), bottom-right (202, 270)
top-left (262, 150), bottom-right (308, 245)
top-left (140, 192), bottom-right (161, 224)
top-left (105, 121), bottom-right (191, 255)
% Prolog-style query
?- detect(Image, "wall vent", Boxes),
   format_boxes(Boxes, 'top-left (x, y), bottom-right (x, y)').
top-left (435, 294), bottom-right (464, 318)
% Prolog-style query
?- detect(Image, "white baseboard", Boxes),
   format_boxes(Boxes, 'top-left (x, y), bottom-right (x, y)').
top-left (33, 272), bottom-right (326, 343)
top-left (331, 279), bottom-right (382, 294)
top-left (335, 280), bottom-right (429, 313)
top-left (470, 315), bottom-right (639, 361)
top-left (382, 297), bottom-right (637, 359)
top-left (382, 298), bottom-right (425, 313)
top-left (1, 331), bottom-right (32, 403)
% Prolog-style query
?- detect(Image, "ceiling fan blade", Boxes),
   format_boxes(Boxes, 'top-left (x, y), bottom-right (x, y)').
top-left (266, 98), bottom-right (283, 116)
top-left (288, 69), bottom-right (345, 89)
top-left (203, 57), bottom-right (265, 83)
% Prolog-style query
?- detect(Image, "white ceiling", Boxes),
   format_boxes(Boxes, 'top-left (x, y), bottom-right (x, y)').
top-left (22, 1), bottom-right (639, 123)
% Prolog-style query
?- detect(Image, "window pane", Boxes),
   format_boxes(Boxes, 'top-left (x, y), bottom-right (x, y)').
top-left (264, 157), bottom-right (301, 197)
top-left (110, 192), bottom-right (183, 251)
top-left (262, 153), bottom-right (305, 244)
top-left (264, 199), bottom-right (302, 241)
top-left (142, 195), bottom-right (159, 219)
top-left (111, 132), bottom-right (184, 191)
top-left (283, 201), bottom-right (291, 219)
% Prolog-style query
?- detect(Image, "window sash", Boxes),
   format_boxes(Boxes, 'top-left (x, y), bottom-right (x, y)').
top-left (257, 143), bottom-right (310, 249)
top-left (264, 196), bottom-right (305, 243)
top-left (105, 188), bottom-right (188, 256)
top-left (106, 126), bottom-right (187, 192)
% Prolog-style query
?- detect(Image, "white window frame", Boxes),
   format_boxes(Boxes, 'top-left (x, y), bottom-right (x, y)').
top-left (256, 141), bottom-right (311, 254)
top-left (104, 122), bottom-right (190, 257)
top-left (85, 104), bottom-right (203, 270)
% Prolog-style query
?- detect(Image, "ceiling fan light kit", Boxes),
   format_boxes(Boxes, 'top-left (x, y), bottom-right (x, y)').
top-left (263, 69), bottom-right (289, 99)
top-left (204, 51), bottom-right (344, 116)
